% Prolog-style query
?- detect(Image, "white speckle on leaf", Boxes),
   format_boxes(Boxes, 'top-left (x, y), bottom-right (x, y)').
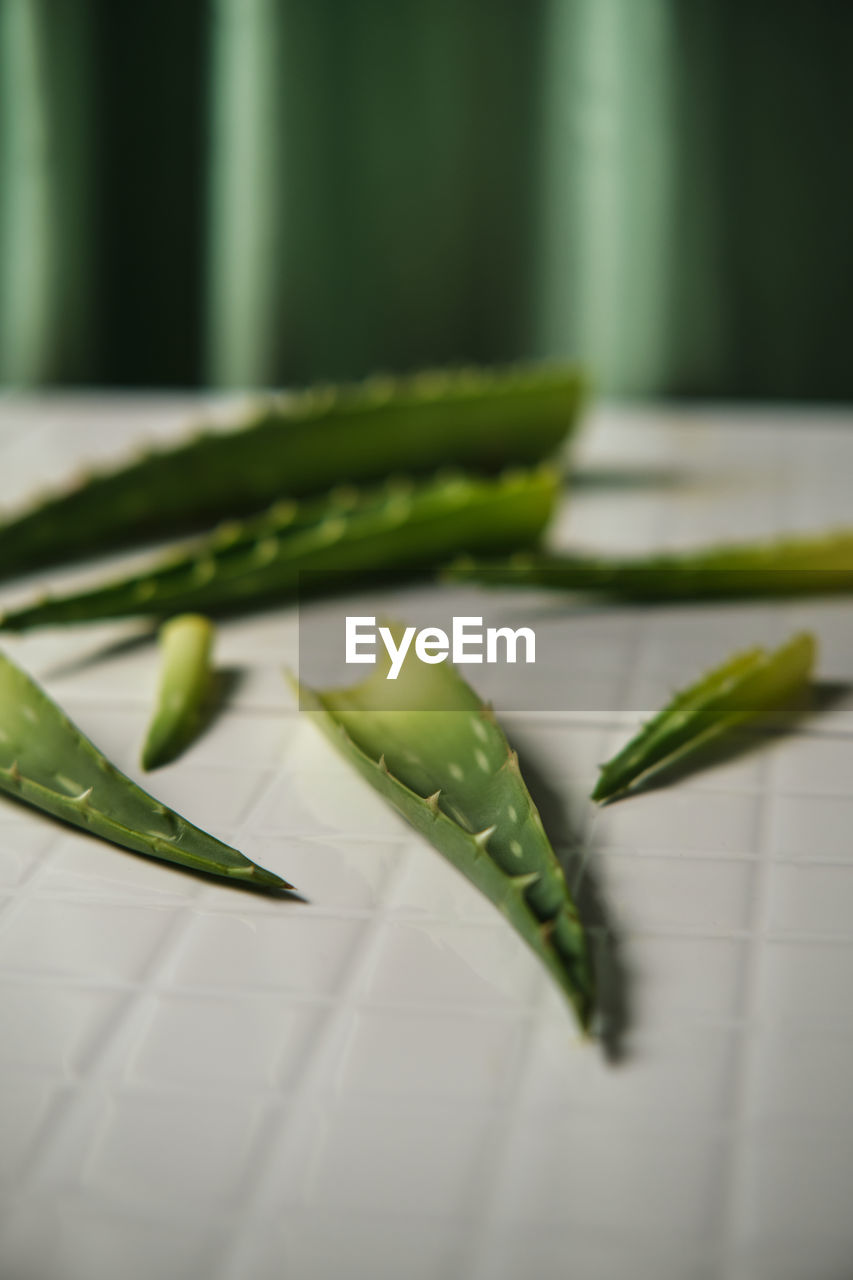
top-left (510, 839), bottom-right (523, 857)
top-left (472, 718), bottom-right (488, 742)
top-left (475, 749), bottom-right (490, 773)
top-left (56, 773), bottom-right (83, 796)
top-left (448, 762), bottom-right (464, 781)
top-left (507, 805), bottom-right (518, 822)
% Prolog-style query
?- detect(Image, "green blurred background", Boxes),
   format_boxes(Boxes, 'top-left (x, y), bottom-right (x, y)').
top-left (0, 0), bottom-right (850, 397)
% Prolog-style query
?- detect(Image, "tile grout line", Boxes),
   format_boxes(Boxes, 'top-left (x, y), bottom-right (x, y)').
top-left (452, 987), bottom-right (559, 1280)
top-left (715, 642), bottom-right (790, 1279)
top-left (723, 763), bottom-right (776, 1277)
top-left (10, 895), bottom-right (203, 1196)
top-left (210, 844), bottom-right (415, 1280)
top-left (0, 831), bottom-right (75, 933)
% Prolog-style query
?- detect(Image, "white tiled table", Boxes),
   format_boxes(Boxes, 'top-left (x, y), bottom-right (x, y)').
top-left (1, 398), bottom-right (852, 1280)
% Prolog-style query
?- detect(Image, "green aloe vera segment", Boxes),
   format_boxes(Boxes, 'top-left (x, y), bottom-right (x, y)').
top-left (0, 648), bottom-right (288, 890)
top-left (446, 529), bottom-right (853, 598)
top-left (298, 634), bottom-right (594, 1030)
top-left (593, 632), bottom-right (816, 803)
top-left (0, 364), bottom-right (583, 580)
top-left (141, 614), bottom-right (214, 770)
top-left (0, 468), bottom-right (558, 630)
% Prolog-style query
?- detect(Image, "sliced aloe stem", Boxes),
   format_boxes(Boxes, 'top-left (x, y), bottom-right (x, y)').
top-left (0, 363), bottom-right (583, 580)
top-left (0, 468), bottom-right (558, 631)
top-left (141, 614), bottom-right (214, 770)
top-left (592, 632), bottom-right (816, 803)
top-left (296, 630), bottom-right (594, 1030)
top-left (446, 529), bottom-right (853, 598)
top-left (0, 647), bottom-right (289, 890)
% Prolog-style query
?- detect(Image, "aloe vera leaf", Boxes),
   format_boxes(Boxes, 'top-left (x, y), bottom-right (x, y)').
top-left (0, 647), bottom-right (289, 890)
top-left (297, 635), bottom-right (594, 1030)
top-left (445, 529), bottom-right (853, 598)
top-left (141, 614), bottom-right (214, 770)
top-left (0, 364), bottom-right (583, 580)
top-left (0, 468), bottom-right (558, 631)
top-left (592, 632), bottom-right (816, 803)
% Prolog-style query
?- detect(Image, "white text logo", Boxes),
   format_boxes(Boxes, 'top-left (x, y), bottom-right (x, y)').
top-left (345, 616), bottom-right (536, 680)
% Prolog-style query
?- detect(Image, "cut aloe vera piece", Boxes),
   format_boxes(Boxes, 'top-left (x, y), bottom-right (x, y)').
top-left (0, 647), bottom-right (288, 890)
top-left (446, 529), bottom-right (853, 598)
top-left (298, 632), bottom-right (594, 1029)
top-left (0, 363), bottom-right (583, 580)
top-left (593, 632), bottom-right (816, 803)
top-left (142, 614), bottom-right (214, 770)
top-left (0, 468), bottom-right (558, 631)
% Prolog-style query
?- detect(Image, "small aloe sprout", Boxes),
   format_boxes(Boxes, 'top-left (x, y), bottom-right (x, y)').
top-left (592, 632), bottom-right (816, 804)
top-left (142, 614), bottom-right (214, 770)
top-left (0, 647), bottom-right (289, 890)
top-left (0, 468), bottom-right (558, 630)
top-left (0, 363), bottom-right (583, 580)
top-left (297, 629), bottom-right (594, 1030)
top-left (445, 529), bottom-right (853, 599)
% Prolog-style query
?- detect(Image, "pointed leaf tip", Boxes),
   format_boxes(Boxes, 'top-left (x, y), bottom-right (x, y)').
top-left (246, 865), bottom-right (293, 892)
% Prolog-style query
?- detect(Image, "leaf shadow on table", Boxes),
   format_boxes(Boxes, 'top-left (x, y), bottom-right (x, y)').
top-left (566, 464), bottom-right (689, 492)
top-left (514, 749), bottom-right (631, 1066)
top-left (185, 664), bottom-right (247, 753)
top-left (41, 630), bottom-right (251, 764)
top-left (39, 626), bottom-right (157, 680)
top-left (0, 788), bottom-right (305, 901)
